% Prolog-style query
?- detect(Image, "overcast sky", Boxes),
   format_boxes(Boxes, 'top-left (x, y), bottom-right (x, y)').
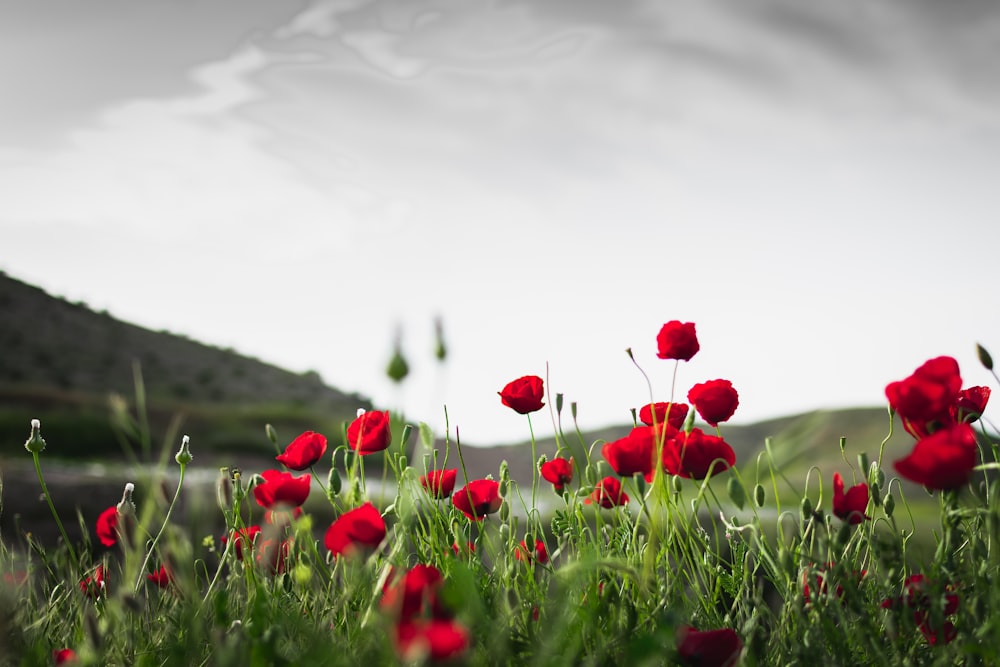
top-left (2, 0), bottom-right (999, 445)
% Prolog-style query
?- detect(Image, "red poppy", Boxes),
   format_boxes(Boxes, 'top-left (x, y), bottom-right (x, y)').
top-left (53, 649), bottom-right (77, 665)
top-left (395, 618), bottom-right (470, 662)
top-left (252, 469), bottom-right (311, 509)
top-left (498, 375), bottom-right (545, 414)
top-left (953, 386), bottom-right (991, 424)
top-left (381, 564), bottom-right (445, 619)
top-left (452, 479), bottom-right (503, 521)
top-left (221, 525), bottom-right (261, 561)
top-left (676, 625), bottom-right (742, 667)
top-left (881, 574), bottom-right (959, 645)
top-left (256, 538), bottom-right (292, 575)
top-left (586, 476), bottom-right (630, 508)
top-left (540, 457), bottom-right (574, 493)
top-left (325, 502), bottom-right (386, 557)
top-left (514, 539), bottom-right (549, 565)
top-left (832, 473), bottom-right (869, 524)
top-left (275, 430), bottom-right (328, 470)
top-left (893, 423), bottom-right (978, 490)
top-left (602, 425), bottom-right (671, 481)
top-left (662, 428), bottom-right (736, 480)
top-left (656, 321), bottom-right (700, 361)
top-left (146, 565), bottom-right (173, 589)
top-left (449, 541), bottom-right (476, 557)
top-left (95, 506), bottom-right (119, 547)
top-left (638, 402), bottom-right (689, 429)
top-left (79, 565), bottom-right (106, 599)
top-left (687, 379), bottom-right (739, 427)
top-left (346, 410), bottom-right (393, 455)
top-left (420, 469), bottom-right (458, 499)
top-left (885, 356), bottom-right (963, 433)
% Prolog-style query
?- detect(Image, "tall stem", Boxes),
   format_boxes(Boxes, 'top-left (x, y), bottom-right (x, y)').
top-left (31, 451), bottom-right (78, 566)
top-left (134, 463), bottom-right (186, 592)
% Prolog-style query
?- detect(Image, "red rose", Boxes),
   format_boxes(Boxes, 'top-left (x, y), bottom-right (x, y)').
top-left (252, 469), bottom-right (311, 509)
top-left (381, 564), bottom-right (445, 619)
top-left (656, 321), bottom-right (700, 361)
top-left (602, 425), bottom-right (671, 482)
top-left (832, 472), bottom-right (869, 524)
top-left (540, 457), bottom-right (574, 493)
top-left (420, 469), bottom-right (458, 499)
top-left (687, 379), bottom-right (739, 427)
top-left (53, 649), bottom-right (78, 665)
top-left (662, 428), bottom-right (736, 480)
top-left (586, 476), bottom-right (630, 508)
top-left (346, 410), bottom-right (393, 455)
top-left (885, 356), bottom-right (962, 429)
top-left (514, 539), bottom-right (549, 565)
top-left (79, 565), bottom-right (106, 599)
top-left (452, 479), bottom-right (502, 521)
top-left (146, 565), bottom-right (173, 589)
top-left (893, 423), bottom-right (978, 491)
top-left (676, 625), bottom-right (743, 667)
top-left (221, 525), bottom-right (261, 561)
top-left (499, 375), bottom-right (545, 414)
top-left (96, 506), bottom-right (119, 547)
top-left (395, 618), bottom-right (470, 662)
top-left (638, 402), bottom-right (689, 429)
top-left (325, 502), bottom-right (386, 557)
top-left (275, 430), bottom-right (328, 470)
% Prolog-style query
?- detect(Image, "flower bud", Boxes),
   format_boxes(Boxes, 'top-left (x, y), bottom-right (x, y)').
top-left (500, 500), bottom-right (510, 521)
top-left (265, 424), bottom-right (278, 445)
top-left (400, 424), bottom-right (413, 449)
top-left (870, 481), bottom-right (881, 506)
top-left (556, 393), bottom-right (564, 414)
top-left (839, 437), bottom-right (847, 453)
top-left (754, 484), bottom-right (766, 508)
top-left (570, 402), bottom-right (577, 420)
top-left (883, 493), bottom-right (895, 518)
top-left (977, 343), bottom-right (994, 370)
top-left (683, 406), bottom-right (696, 434)
top-left (24, 419), bottom-right (46, 454)
top-left (117, 482), bottom-right (136, 516)
top-left (216, 468), bottom-right (234, 511)
top-left (800, 497), bottom-right (813, 523)
top-left (672, 475), bottom-right (683, 495)
top-left (327, 467), bottom-right (342, 498)
top-left (633, 472), bottom-right (647, 498)
top-left (175, 435), bottom-right (193, 466)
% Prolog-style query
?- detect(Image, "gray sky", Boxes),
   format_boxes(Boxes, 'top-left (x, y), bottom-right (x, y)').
top-left (2, 0), bottom-right (999, 445)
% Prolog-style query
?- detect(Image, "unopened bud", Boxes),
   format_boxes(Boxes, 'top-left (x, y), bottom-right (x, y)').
top-left (977, 343), bottom-right (994, 370)
top-left (400, 423), bottom-right (413, 449)
top-left (117, 482), bottom-right (136, 516)
top-left (570, 402), bottom-right (577, 420)
top-left (683, 406), bottom-right (696, 434)
top-left (24, 419), bottom-right (46, 454)
top-left (216, 468), bottom-right (233, 511)
top-left (754, 484), bottom-right (766, 508)
top-left (175, 435), bottom-right (193, 466)
top-left (883, 493), bottom-right (895, 518)
top-left (800, 497), bottom-right (813, 523)
top-left (327, 467), bottom-right (341, 498)
top-left (839, 437), bottom-right (847, 453)
top-left (265, 424), bottom-right (278, 445)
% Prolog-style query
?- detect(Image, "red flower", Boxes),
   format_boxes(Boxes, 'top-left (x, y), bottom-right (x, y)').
top-left (252, 469), bottom-right (311, 509)
top-left (95, 506), bottom-right (119, 547)
top-left (451, 479), bottom-right (503, 521)
top-left (662, 428), bottom-right (736, 480)
top-left (256, 538), bottom-right (292, 575)
top-left (893, 423), bottom-right (978, 490)
top-left (275, 430), bottom-right (327, 470)
top-left (656, 321), bottom-right (700, 361)
top-left (79, 565), bottom-right (106, 599)
top-left (221, 525), bottom-right (261, 561)
top-left (515, 539), bottom-right (549, 565)
top-left (953, 386), bottom-right (991, 424)
top-left (885, 357), bottom-right (963, 434)
top-left (881, 574), bottom-right (959, 645)
top-left (832, 473), bottom-right (869, 524)
top-left (602, 425), bottom-right (670, 481)
top-left (638, 402), bottom-right (689, 429)
top-left (146, 565), bottom-right (173, 589)
top-left (53, 649), bottom-right (77, 665)
top-left (449, 541), bottom-right (476, 557)
top-left (676, 625), bottom-right (742, 667)
top-left (687, 379), bottom-right (739, 427)
top-left (802, 563), bottom-right (866, 605)
top-left (325, 502), bottom-right (386, 557)
top-left (395, 619), bottom-right (470, 662)
top-left (381, 564), bottom-right (445, 619)
top-left (420, 469), bottom-right (458, 499)
top-left (586, 476), bottom-right (630, 508)
top-left (540, 457), bottom-right (574, 493)
top-left (347, 410), bottom-right (393, 455)
top-left (499, 375), bottom-right (545, 414)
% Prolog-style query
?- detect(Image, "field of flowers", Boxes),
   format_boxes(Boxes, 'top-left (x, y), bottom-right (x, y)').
top-left (1, 321), bottom-right (998, 666)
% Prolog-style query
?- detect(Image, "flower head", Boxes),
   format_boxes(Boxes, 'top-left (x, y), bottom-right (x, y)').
top-left (96, 506), bottom-right (119, 547)
top-left (676, 625), bottom-right (743, 667)
top-left (420, 469), bottom-right (458, 499)
top-left (381, 564), bottom-right (445, 619)
top-left (346, 410), bottom-right (392, 456)
top-left (602, 425), bottom-right (667, 481)
top-left (221, 525), bottom-right (261, 561)
top-left (325, 502), bottom-right (386, 558)
top-left (79, 565), bottom-right (106, 599)
top-left (662, 428), bottom-right (736, 480)
top-left (276, 431), bottom-right (327, 470)
top-left (832, 473), bottom-right (869, 524)
top-left (656, 321), bottom-right (700, 361)
top-left (687, 379), bottom-right (739, 427)
top-left (394, 619), bottom-right (470, 662)
top-left (514, 539), bottom-right (549, 565)
top-left (499, 375), bottom-right (545, 414)
top-left (638, 402), bottom-right (689, 429)
top-left (885, 356), bottom-right (963, 434)
top-left (586, 477), bottom-right (629, 508)
top-left (451, 479), bottom-right (502, 520)
top-left (146, 565), bottom-right (174, 589)
top-left (53, 649), bottom-right (77, 665)
top-left (540, 457), bottom-right (574, 493)
top-left (252, 469), bottom-right (311, 509)
top-left (893, 423), bottom-right (978, 490)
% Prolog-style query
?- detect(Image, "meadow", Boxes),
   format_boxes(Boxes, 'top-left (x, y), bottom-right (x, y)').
top-left (1, 320), bottom-right (997, 666)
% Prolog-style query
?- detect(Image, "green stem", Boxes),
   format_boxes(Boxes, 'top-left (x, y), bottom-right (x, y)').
top-left (31, 451), bottom-right (78, 566)
top-left (134, 463), bottom-right (186, 592)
